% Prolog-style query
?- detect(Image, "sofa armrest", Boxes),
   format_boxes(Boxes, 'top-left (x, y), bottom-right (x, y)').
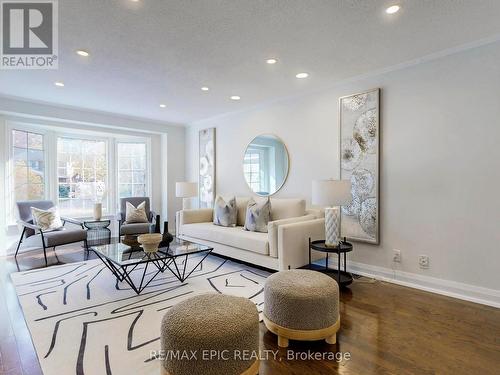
top-left (179, 208), bottom-right (213, 226)
top-left (61, 216), bottom-right (84, 228)
top-left (277, 218), bottom-right (325, 270)
top-left (17, 220), bottom-right (42, 232)
top-left (268, 214), bottom-right (316, 258)
top-left (305, 208), bottom-right (325, 218)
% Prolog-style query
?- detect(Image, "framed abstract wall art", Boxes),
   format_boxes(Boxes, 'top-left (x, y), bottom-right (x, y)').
top-left (339, 88), bottom-right (380, 244)
top-left (199, 128), bottom-right (216, 208)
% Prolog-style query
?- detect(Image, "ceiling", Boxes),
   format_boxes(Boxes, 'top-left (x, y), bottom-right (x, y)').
top-left (1, 0), bottom-right (500, 125)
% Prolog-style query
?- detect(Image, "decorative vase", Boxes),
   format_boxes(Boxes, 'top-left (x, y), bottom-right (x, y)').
top-left (93, 203), bottom-right (102, 221)
top-left (324, 207), bottom-right (340, 247)
top-left (154, 214), bottom-right (161, 233)
top-left (161, 221), bottom-right (174, 247)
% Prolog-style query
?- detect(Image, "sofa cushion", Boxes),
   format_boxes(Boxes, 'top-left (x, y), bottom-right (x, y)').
top-left (236, 197), bottom-right (250, 226)
top-left (269, 198), bottom-right (306, 221)
top-left (181, 222), bottom-right (269, 255)
top-left (120, 222), bottom-right (154, 235)
top-left (23, 228), bottom-right (87, 248)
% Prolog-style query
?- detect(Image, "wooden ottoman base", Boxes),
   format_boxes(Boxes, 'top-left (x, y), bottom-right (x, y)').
top-left (161, 359), bottom-right (259, 375)
top-left (263, 315), bottom-right (340, 348)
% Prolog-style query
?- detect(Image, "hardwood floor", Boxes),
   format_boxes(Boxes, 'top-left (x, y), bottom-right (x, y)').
top-left (1, 247), bottom-right (499, 375)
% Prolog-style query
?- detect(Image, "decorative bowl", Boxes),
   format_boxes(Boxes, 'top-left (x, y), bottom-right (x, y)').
top-left (137, 233), bottom-right (163, 253)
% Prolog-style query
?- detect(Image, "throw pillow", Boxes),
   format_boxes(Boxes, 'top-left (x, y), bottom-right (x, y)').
top-left (213, 196), bottom-right (237, 227)
top-left (125, 201), bottom-right (149, 223)
top-left (31, 206), bottom-right (63, 231)
top-left (244, 198), bottom-right (271, 233)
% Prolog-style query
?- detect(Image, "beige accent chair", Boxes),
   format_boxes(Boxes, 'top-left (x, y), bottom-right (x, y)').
top-left (176, 197), bottom-right (325, 270)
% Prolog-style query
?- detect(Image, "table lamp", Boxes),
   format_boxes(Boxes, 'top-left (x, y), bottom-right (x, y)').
top-left (312, 179), bottom-right (352, 247)
top-left (176, 182), bottom-right (198, 210)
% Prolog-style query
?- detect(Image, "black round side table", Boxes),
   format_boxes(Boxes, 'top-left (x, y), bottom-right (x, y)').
top-left (308, 238), bottom-right (353, 287)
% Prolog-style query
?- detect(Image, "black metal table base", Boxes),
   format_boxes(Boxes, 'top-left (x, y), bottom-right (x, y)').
top-left (93, 249), bottom-right (212, 294)
top-left (304, 238), bottom-right (354, 288)
top-left (307, 263), bottom-right (353, 286)
top-left (165, 250), bottom-right (212, 283)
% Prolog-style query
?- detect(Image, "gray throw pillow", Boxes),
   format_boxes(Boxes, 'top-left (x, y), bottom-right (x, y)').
top-left (244, 198), bottom-right (271, 233)
top-left (213, 196), bottom-right (237, 227)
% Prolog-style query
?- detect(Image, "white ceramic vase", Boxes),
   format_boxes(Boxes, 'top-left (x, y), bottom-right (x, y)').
top-left (93, 203), bottom-right (102, 221)
top-left (324, 207), bottom-right (340, 247)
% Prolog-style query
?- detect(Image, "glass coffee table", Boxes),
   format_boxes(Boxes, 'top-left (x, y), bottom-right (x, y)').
top-left (91, 237), bottom-right (213, 294)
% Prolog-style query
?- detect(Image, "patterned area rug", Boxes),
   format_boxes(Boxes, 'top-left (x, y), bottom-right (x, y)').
top-left (11, 255), bottom-right (270, 375)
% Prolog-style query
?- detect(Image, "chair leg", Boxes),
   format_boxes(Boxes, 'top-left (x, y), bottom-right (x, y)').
top-left (39, 231), bottom-right (48, 266)
top-left (43, 246), bottom-right (48, 267)
top-left (15, 238), bottom-right (22, 257)
top-left (15, 227), bottom-right (27, 257)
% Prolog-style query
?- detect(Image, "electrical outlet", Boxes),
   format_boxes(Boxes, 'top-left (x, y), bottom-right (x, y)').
top-left (419, 255), bottom-right (430, 269)
top-left (393, 249), bottom-right (401, 263)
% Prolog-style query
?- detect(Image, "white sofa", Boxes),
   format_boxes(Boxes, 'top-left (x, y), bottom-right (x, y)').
top-left (176, 197), bottom-right (325, 271)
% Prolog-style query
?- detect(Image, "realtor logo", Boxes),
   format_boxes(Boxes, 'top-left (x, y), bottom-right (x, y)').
top-left (1, 0), bottom-right (58, 69)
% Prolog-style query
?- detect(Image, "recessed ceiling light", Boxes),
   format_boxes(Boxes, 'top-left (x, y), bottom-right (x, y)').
top-left (54, 81), bottom-right (64, 87)
top-left (159, 104), bottom-right (166, 108)
top-left (201, 87), bottom-right (209, 91)
top-left (76, 50), bottom-right (89, 57)
top-left (266, 58), bottom-right (277, 64)
top-left (385, 5), bottom-right (400, 14)
top-left (230, 95), bottom-right (241, 101)
top-left (295, 72), bottom-right (309, 79)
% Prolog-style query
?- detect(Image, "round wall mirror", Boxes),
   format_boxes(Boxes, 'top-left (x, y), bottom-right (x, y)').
top-left (243, 134), bottom-right (289, 196)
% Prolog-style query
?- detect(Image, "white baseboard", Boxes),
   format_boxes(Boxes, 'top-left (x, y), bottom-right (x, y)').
top-left (314, 259), bottom-right (500, 309)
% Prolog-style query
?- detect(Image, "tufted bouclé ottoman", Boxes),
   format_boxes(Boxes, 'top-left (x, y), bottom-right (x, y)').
top-left (263, 269), bottom-right (340, 348)
top-left (160, 293), bottom-right (259, 375)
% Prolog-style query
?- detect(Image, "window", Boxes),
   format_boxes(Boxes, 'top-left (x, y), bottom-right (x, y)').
top-left (57, 137), bottom-right (108, 216)
top-left (5, 123), bottom-right (152, 223)
top-left (244, 149), bottom-right (262, 193)
top-left (12, 129), bottom-right (45, 201)
top-left (117, 143), bottom-right (147, 198)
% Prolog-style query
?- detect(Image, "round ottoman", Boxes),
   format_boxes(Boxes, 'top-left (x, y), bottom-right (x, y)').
top-left (263, 269), bottom-right (340, 348)
top-left (160, 293), bottom-right (259, 375)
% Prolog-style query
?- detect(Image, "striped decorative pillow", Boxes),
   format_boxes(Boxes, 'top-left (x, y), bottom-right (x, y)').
top-left (31, 207), bottom-right (63, 231)
top-left (125, 201), bottom-right (149, 223)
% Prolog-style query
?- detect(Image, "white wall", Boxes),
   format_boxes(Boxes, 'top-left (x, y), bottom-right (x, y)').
top-left (0, 97), bottom-right (185, 250)
top-left (186, 41), bottom-right (500, 303)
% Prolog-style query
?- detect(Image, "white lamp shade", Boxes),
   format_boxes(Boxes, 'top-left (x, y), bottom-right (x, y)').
top-left (175, 182), bottom-right (198, 198)
top-left (312, 179), bottom-right (352, 207)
